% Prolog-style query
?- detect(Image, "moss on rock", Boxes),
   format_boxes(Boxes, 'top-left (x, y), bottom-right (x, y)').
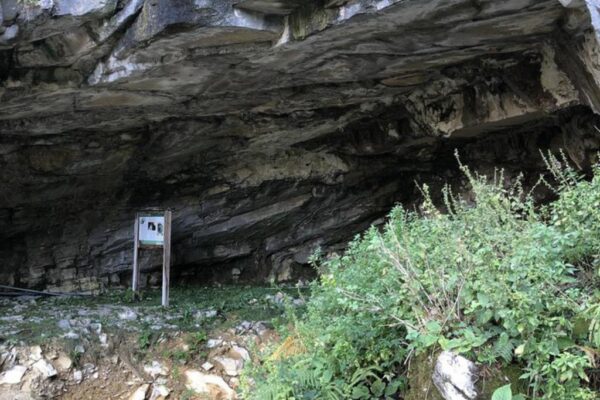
top-left (405, 352), bottom-right (444, 400)
top-left (479, 364), bottom-right (527, 399)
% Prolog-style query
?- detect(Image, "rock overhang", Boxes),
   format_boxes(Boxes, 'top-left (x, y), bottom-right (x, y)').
top-left (1, 0), bottom-right (600, 290)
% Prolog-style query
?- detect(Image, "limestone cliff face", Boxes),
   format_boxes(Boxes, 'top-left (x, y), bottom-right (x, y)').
top-left (1, 0), bottom-right (600, 291)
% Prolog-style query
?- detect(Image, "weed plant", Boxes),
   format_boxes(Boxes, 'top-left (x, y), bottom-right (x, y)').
top-left (242, 153), bottom-right (600, 399)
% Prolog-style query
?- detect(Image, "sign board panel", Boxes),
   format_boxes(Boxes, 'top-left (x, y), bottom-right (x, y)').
top-left (132, 210), bottom-right (172, 307)
top-left (138, 215), bottom-right (165, 246)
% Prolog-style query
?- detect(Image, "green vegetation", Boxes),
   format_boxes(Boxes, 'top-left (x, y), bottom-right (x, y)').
top-left (243, 153), bottom-right (600, 399)
top-left (137, 324), bottom-right (153, 350)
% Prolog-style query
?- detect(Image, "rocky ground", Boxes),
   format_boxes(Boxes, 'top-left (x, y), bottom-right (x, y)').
top-left (0, 286), bottom-right (307, 399)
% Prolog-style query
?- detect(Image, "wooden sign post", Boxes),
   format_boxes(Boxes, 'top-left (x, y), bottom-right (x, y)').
top-left (132, 209), bottom-right (172, 307)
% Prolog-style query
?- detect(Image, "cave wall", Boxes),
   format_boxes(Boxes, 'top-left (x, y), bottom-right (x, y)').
top-left (1, 0), bottom-right (600, 291)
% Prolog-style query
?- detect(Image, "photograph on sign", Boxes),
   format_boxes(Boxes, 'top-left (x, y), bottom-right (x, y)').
top-left (139, 215), bottom-right (165, 246)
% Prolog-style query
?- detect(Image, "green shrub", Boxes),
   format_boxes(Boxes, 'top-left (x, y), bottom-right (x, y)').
top-left (242, 154), bottom-right (600, 400)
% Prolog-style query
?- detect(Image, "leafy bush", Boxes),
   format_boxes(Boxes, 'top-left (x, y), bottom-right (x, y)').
top-left (242, 154), bottom-right (600, 400)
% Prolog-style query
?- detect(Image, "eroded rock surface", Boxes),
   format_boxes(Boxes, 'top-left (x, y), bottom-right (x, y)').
top-left (433, 351), bottom-right (478, 400)
top-left (1, 0), bottom-right (600, 289)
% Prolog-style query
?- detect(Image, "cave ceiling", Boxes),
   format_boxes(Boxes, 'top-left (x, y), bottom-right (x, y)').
top-left (1, 0), bottom-right (600, 290)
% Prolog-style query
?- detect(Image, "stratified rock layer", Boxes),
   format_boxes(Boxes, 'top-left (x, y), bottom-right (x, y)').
top-left (2, 0), bottom-right (600, 290)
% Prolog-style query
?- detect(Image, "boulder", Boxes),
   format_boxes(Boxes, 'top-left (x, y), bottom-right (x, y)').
top-left (432, 351), bottom-right (478, 400)
top-left (32, 359), bottom-right (58, 379)
top-left (149, 384), bottom-right (170, 400)
top-left (118, 309), bottom-right (138, 321)
top-left (210, 344), bottom-right (250, 376)
top-left (28, 346), bottom-right (42, 362)
top-left (213, 355), bottom-right (244, 377)
top-left (0, 389), bottom-right (35, 400)
top-left (0, 365), bottom-right (28, 385)
top-left (53, 353), bottom-right (73, 372)
top-left (206, 339), bottom-right (223, 349)
top-left (230, 345), bottom-right (250, 361)
top-left (73, 370), bottom-right (83, 384)
top-left (129, 384), bottom-right (149, 400)
top-left (143, 361), bottom-right (168, 379)
top-left (185, 370), bottom-right (236, 400)
top-left (194, 309), bottom-right (218, 320)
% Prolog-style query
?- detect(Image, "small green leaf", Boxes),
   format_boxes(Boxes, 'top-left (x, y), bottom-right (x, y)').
top-left (425, 320), bottom-right (442, 334)
top-left (351, 385), bottom-right (370, 399)
top-left (370, 380), bottom-right (385, 397)
top-left (491, 384), bottom-right (512, 400)
top-left (384, 379), bottom-right (404, 396)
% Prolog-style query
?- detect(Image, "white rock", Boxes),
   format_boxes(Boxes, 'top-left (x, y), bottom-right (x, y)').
top-left (29, 346), bottom-right (42, 361)
top-left (231, 345), bottom-right (250, 361)
top-left (185, 370), bottom-right (235, 399)
top-left (129, 384), bottom-right (149, 400)
top-left (195, 309), bottom-right (217, 319)
top-left (73, 370), bottom-right (83, 384)
top-left (253, 322), bottom-right (270, 338)
top-left (0, 315), bottom-right (23, 322)
top-left (237, 321), bottom-right (252, 331)
top-left (201, 361), bottom-right (214, 371)
top-left (155, 376), bottom-right (168, 385)
top-left (54, 353), bottom-right (73, 371)
top-left (99, 333), bottom-right (109, 347)
top-left (0, 388), bottom-right (34, 400)
top-left (144, 361), bottom-right (168, 379)
top-left (213, 356), bottom-right (244, 377)
top-left (58, 319), bottom-right (71, 330)
top-left (90, 322), bottom-right (102, 335)
top-left (63, 331), bottom-right (79, 339)
top-left (82, 363), bottom-right (96, 375)
top-left (274, 292), bottom-right (285, 303)
top-left (119, 309), bottom-right (138, 320)
top-left (206, 339), bottom-right (223, 349)
top-left (33, 359), bottom-right (58, 378)
top-left (149, 384), bottom-right (170, 400)
top-left (432, 351), bottom-right (478, 400)
top-left (0, 365), bottom-right (27, 385)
